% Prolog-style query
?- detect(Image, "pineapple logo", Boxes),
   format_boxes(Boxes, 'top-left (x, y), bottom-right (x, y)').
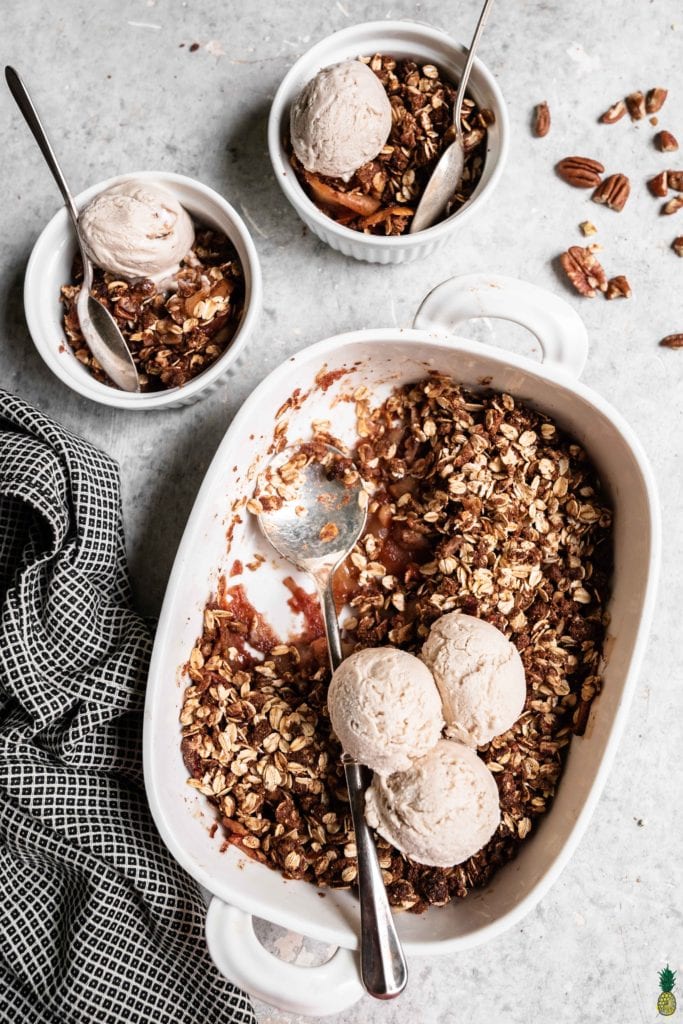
top-left (658, 965), bottom-right (677, 1016)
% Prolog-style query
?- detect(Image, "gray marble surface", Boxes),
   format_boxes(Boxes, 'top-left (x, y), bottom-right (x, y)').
top-left (1, 1), bottom-right (682, 1021)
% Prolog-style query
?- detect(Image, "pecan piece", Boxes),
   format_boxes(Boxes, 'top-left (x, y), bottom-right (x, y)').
top-left (556, 156), bottom-right (605, 188)
top-left (672, 237), bottom-right (683, 257)
top-left (599, 99), bottom-right (627, 124)
top-left (592, 173), bottom-right (630, 212)
top-left (579, 221), bottom-right (598, 236)
top-left (660, 334), bottom-right (683, 349)
top-left (648, 171), bottom-right (668, 197)
top-left (646, 87), bottom-right (668, 114)
top-left (656, 130), bottom-right (679, 152)
top-left (533, 101), bottom-right (550, 137)
top-left (605, 275), bottom-right (632, 300)
top-left (560, 246), bottom-right (608, 297)
top-left (668, 171), bottom-right (683, 191)
top-left (662, 195), bottom-right (683, 215)
top-left (626, 91), bottom-right (646, 120)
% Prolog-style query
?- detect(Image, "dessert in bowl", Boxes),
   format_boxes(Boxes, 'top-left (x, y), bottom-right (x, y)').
top-left (25, 171), bottom-right (262, 410)
top-left (268, 21), bottom-right (509, 264)
top-left (144, 275), bottom-right (659, 1015)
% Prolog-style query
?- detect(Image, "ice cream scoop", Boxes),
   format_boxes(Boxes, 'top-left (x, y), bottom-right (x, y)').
top-left (365, 739), bottom-right (501, 867)
top-left (328, 647), bottom-right (445, 775)
top-left (290, 60), bottom-right (392, 181)
top-left (421, 612), bottom-right (526, 747)
top-left (79, 180), bottom-right (194, 282)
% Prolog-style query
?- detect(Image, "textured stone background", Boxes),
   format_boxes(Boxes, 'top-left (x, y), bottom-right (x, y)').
top-left (0, 1), bottom-right (681, 1021)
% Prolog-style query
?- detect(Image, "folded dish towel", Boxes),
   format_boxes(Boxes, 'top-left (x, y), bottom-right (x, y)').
top-left (0, 391), bottom-right (255, 1024)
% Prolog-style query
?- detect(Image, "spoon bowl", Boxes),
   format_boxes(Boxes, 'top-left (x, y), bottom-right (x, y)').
top-left (257, 446), bottom-right (367, 576)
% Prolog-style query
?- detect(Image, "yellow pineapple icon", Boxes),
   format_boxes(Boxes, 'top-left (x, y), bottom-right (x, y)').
top-left (658, 965), bottom-right (677, 1016)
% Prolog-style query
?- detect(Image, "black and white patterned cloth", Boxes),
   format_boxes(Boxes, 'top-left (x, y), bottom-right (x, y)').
top-left (0, 390), bottom-right (255, 1024)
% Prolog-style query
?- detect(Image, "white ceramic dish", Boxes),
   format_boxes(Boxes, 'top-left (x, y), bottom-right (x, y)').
top-left (24, 171), bottom-right (262, 410)
top-left (268, 21), bottom-right (509, 264)
top-left (144, 275), bottom-right (659, 1016)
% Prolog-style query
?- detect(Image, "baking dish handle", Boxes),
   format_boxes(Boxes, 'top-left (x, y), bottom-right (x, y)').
top-left (205, 898), bottom-right (365, 1016)
top-left (413, 273), bottom-right (589, 378)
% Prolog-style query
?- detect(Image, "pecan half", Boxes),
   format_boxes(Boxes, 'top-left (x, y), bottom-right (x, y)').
top-left (560, 246), bottom-right (608, 297)
top-left (556, 156), bottom-right (605, 188)
top-left (672, 237), bottom-right (683, 257)
top-left (662, 195), bottom-right (683, 215)
top-left (592, 173), bottom-right (630, 212)
top-left (599, 99), bottom-right (627, 124)
top-left (660, 334), bottom-right (683, 349)
top-left (646, 87), bottom-right (668, 114)
top-left (533, 101), bottom-right (551, 137)
top-left (605, 275), bottom-right (632, 299)
top-left (648, 171), bottom-right (668, 197)
top-left (656, 130), bottom-right (679, 152)
top-left (626, 91), bottom-right (646, 120)
top-left (668, 171), bottom-right (683, 191)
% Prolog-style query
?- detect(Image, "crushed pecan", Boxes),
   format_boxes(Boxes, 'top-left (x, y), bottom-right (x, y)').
top-left (560, 246), bottom-right (608, 297)
top-left (668, 171), bottom-right (683, 191)
top-left (656, 130), bottom-right (679, 153)
top-left (662, 195), bottom-right (683, 215)
top-left (599, 99), bottom-right (627, 125)
top-left (605, 275), bottom-right (632, 299)
top-left (579, 221), bottom-right (598, 236)
top-left (592, 173), bottom-right (630, 212)
top-left (648, 171), bottom-right (668, 197)
top-left (672, 237), bottom-right (683, 257)
top-left (626, 91), bottom-right (646, 120)
top-left (290, 55), bottom-right (490, 236)
top-left (533, 101), bottom-right (551, 137)
top-left (646, 87), bottom-right (668, 114)
top-left (555, 156), bottom-right (604, 188)
top-left (660, 334), bottom-right (683, 349)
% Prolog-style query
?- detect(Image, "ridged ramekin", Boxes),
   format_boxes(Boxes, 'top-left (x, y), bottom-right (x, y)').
top-left (268, 20), bottom-right (509, 264)
top-left (24, 171), bottom-right (262, 411)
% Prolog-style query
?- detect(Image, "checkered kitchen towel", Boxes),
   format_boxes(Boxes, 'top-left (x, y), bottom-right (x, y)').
top-left (0, 390), bottom-right (255, 1024)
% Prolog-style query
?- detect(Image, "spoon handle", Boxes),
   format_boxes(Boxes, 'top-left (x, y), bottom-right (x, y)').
top-left (453, 0), bottom-right (496, 135)
top-left (5, 66), bottom-right (80, 227)
top-left (343, 756), bottom-right (408, 999)
top-left (317, 576), bottom-right (408, 1000)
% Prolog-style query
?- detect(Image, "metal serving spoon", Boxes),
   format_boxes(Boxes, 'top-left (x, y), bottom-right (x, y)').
top-left (257, 445), bottom-right (408, 1001)
top-left (409, 0), bottom-right (496, 234)
top-left (5, 66), bottom-right (140, 393)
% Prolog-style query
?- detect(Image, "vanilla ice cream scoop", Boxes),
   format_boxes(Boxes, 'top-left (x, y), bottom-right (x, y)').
top-left (290, 60), bottom-right (392, 181)
top-left (327, 647), bottom-right (444, 775)
top-left (421, 612), bottom-right (526, 747)
top-left (79, 180), bottom-right (194, 282)
top-left (365, 739), bottom-right (501, 867)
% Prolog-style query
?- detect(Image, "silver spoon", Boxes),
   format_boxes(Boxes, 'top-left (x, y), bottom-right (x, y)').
top-left (5, 66), bottom-right (140, 393)
top-left (256, 445), bottom-right (408, 1002)
top-left (409, 0), bottom-right (496, 234)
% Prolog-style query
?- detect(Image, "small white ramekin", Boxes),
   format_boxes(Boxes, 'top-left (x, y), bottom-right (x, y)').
top-left (268, 20), bottom-right (509, 265)
top-left (24, 171), bottom-right (262, 411)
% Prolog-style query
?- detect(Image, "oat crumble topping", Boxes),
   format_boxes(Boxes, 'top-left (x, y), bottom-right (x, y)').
top-left (60, 226), bottom-right (245, 391)
top-left (180, 374), bottom-right (613, 912)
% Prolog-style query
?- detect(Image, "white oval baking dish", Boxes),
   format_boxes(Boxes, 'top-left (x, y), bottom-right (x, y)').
top-left (143, 275), bottom-right (660, 1016)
